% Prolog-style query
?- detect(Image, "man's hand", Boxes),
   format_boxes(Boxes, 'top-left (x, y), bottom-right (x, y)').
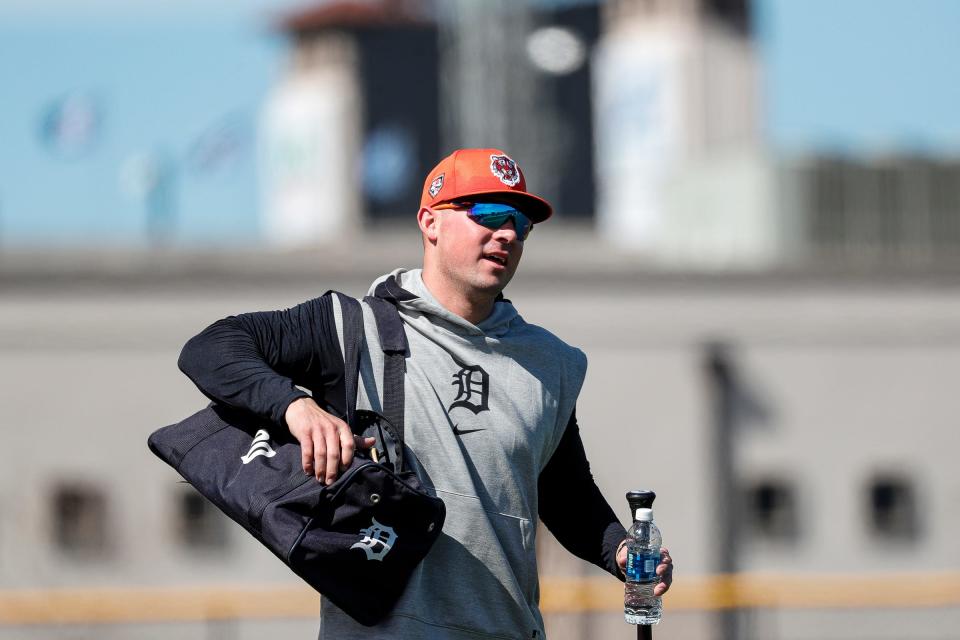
top-left (617, 544), bottom-right (674, 596)
top-left (285, 397), bottom-right (375, 484)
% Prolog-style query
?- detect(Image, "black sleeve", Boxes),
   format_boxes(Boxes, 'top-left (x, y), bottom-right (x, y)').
top-left (538, 408), bottom-right (628, 581)
top-left (177, 293), bottom-right (345, 428)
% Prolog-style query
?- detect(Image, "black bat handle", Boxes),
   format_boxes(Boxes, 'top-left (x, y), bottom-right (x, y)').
top-left (637, 625), bottom-right (652, 640)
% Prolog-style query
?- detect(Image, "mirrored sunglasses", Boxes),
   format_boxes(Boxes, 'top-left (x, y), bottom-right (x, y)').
top-left (433, 201), bottom-right (534, 240)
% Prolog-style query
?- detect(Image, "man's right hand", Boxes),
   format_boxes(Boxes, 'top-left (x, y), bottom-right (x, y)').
top-left (284, 397), bottom-right (375, 484)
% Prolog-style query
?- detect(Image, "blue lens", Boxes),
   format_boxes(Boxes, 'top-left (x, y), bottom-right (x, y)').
top-left (466, 203), bottom-right (533, 240)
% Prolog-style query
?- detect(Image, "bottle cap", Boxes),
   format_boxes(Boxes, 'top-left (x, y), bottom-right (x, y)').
top-left (634, 507), bottom-right (654, 522)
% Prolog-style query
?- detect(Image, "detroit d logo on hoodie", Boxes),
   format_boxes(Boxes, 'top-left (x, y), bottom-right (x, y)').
top-left (448, 364), bottom-right (490, 415)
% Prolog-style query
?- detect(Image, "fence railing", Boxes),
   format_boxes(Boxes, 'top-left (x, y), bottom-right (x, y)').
top-left (2, 572), bottom-right (958, 625)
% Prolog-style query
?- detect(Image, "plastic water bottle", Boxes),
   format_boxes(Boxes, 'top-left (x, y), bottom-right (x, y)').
top-left (624, 490), bottom-right (662, 625)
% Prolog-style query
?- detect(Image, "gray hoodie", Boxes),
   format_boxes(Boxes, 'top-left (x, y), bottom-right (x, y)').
top-left (319, 268), bottom-right (587, 639)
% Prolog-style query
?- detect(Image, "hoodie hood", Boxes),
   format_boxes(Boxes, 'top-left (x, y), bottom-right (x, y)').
top-left (367, 268), bottom-right (519, 338)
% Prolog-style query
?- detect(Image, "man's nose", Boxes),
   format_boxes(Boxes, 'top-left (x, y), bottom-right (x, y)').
top-left (493, 218), bottom-right (518, 241)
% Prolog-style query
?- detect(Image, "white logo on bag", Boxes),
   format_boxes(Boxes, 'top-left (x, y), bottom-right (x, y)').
top-left (240, 429), bottom-right (277, 464)
top-left (350, 517), bottom-right (397, 561)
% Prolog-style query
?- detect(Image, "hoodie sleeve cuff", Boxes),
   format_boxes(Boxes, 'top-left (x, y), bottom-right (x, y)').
top-left (274, 390), bottom-right (312, 429)
top-left (604, 521), bottom-right (629, 581)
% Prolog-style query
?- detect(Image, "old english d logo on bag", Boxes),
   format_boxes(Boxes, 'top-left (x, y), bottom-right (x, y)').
top-left (148, 290), bottom-right (446, 627)
top-left (351, 516), bottom-right (398, 561)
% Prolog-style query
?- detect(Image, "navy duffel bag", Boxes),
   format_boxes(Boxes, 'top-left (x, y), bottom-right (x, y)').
top-left (148, 292), bottom-right (445, 625)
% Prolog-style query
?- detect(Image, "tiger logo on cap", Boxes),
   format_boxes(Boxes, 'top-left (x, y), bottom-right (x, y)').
top-left (489, 154), bottom-right (520, 187)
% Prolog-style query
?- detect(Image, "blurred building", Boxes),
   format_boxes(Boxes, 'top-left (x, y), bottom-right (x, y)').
top-left (259, 0), bottom-right (960, 270)
top-left (439, 0), bottom-right (601, 219)
top-left (594, 0), bottom-right (761, 261)
top-left (259, 0), bottom-right (603, 247)
top-left (592, 0), bottom-right (960, 269)
top-left (4, 0), bottom-right (957, 266)
top-left (260, 0), bottom-right (441, 245)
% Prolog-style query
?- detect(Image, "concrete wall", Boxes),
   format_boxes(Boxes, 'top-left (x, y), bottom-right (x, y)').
top-left (2, 251), bottom-right (958, 639)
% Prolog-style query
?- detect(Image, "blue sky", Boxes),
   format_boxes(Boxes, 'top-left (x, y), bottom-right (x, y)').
top-left (754, 0), bottom-right (960, 155)
top-left (0, 0), bottom-right (305, 23)
top-left (0, 1), bottom-right (301, 245)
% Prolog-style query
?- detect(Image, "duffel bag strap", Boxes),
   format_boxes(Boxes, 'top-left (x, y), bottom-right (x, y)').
top-left (334, 293), bottom-right (364, 429)
top-left (362, 293), bottom-right (408, 445)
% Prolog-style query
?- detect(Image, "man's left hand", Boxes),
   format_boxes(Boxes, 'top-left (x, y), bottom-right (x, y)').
top-left (617, 545), bottom-right (674, 596)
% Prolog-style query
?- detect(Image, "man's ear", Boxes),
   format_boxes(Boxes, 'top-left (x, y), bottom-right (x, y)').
top-left (417, 206), bottom-right (439, 243)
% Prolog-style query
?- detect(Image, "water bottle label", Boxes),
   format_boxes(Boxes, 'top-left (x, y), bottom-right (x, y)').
top-left (626, 549), bottom-right (660, 583)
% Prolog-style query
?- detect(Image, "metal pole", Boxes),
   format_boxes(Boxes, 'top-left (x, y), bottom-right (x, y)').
top-left (705, 340), bottom-right (740, 640)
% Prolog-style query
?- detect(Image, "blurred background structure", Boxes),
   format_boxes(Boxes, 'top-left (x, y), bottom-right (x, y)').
top-left (1, 0), bottom-right (959, 638)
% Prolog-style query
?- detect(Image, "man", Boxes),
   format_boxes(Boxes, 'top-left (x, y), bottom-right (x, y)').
top-left (179, 148), bottom-right (673, 639)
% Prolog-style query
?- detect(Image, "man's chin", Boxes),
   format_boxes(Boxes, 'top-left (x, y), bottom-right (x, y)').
top-left (475, 272), bottom-right (515, 295)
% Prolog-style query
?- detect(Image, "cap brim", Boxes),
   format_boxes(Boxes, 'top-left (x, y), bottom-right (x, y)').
top-left (448, 189), bottom-right (553, 223)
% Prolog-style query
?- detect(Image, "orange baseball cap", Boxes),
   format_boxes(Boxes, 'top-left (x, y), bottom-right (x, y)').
top-left (420, 148), bottom-right (553, 223)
